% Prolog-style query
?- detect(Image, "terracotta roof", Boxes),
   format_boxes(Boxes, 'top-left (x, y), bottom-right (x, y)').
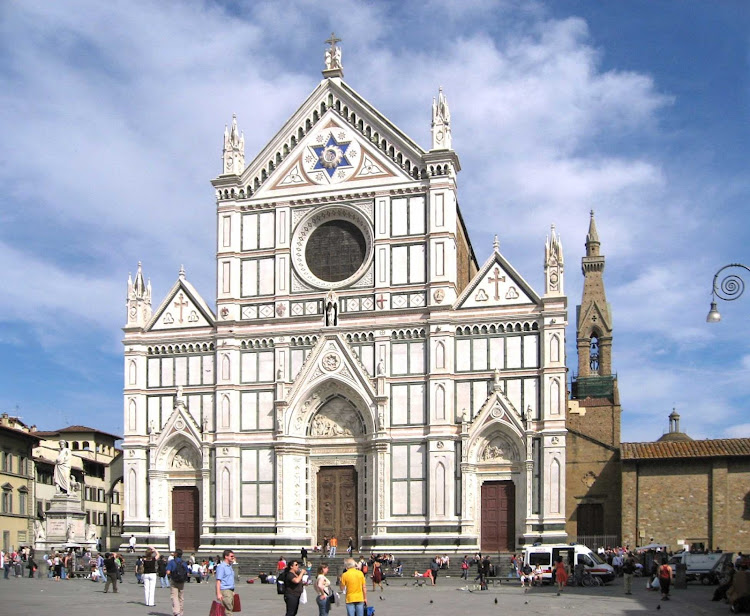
top-left (621, 438), bottom-right (750, 460)
top-left (32, 425), bottom-right (122, 440)
top-left (0, 424), bottom-right (41, 443)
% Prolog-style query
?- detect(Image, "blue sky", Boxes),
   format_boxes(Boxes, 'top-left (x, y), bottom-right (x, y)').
top-left (1, 0), bottom-right (748, 442)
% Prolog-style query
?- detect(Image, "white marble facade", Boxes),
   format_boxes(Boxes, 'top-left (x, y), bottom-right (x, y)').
top-left (122, 46), bottom-right (568, 553)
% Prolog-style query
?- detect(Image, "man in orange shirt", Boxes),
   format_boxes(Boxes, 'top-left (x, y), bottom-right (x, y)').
top-left (339, 558), bottom-right (366, 616)
top-left (329, 536), bottom-right (338, 558)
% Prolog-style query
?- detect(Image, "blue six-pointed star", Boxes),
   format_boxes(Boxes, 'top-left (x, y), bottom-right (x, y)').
top-left (312, 133), bottom-right (353, 177)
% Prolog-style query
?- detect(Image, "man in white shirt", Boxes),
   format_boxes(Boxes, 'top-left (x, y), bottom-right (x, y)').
top-left (128, 535), bottom-right (137, 553)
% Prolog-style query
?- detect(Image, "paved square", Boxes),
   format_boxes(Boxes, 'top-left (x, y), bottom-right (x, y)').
top-left (0, 573), bottom-right (733, 616)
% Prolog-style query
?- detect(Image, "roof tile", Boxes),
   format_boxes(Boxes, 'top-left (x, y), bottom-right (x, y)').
top-left (621, 438), bottom-right (750, 460)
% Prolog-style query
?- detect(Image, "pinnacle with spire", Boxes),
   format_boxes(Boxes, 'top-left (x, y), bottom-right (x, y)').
top-left (586, 210), bottom-right (600, 256)
top-left (493, 235), bottom-right (499, 252)
top-left (544, 224), bottom-right (564, 296)
top-left (126, 261), bottom-right (152, 328)
top-left (222, 114), bottom-right (245, 175)
top-left (431, 86), bottom-right (452, 150)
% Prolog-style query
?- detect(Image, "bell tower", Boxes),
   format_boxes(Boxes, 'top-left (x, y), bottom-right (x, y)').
top-left (575, 211), bottom-right (613, 386)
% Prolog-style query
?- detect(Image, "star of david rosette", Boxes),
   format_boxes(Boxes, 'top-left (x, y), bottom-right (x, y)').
top-left (303, 127), bottom-right (360, 184)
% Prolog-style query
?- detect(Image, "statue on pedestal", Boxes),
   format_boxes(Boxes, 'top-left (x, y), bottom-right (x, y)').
top-left (54, 440), bottom-right (72, 494)
top-left (34, 519), bottom-right (46, 543)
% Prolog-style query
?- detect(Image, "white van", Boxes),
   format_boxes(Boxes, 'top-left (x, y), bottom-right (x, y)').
top-left (523, 543), bottom-right (615, 584)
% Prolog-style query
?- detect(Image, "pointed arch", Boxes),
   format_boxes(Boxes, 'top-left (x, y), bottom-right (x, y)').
top-left (221, 467), bottom-right (231, 518)
top-left (128, 360), bottom-right (137, 385)
top-left (434, 384), bottom-right (446, 420)
top-left (550, 334), bottom-right (560, 363)
top-left (221, 354), bottom-right (230, 380)
top-left (435, 341), bottom-right (446, 369)
top-left (128, 399), bottom-right (137, 431)
top-left (127, 468), bottom-right (137, 518)
top-left (549, 458), bottom-right (561, 513)
top-left (550, 379), bottom-right (561, 415)
top-left (434, 462), bottom-right (446, 516)
top-left (221, 395), bottom-right (231, 428)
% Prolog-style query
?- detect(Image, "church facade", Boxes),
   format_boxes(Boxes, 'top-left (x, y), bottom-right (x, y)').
top-left (121, 42), bottom-right (569, 553)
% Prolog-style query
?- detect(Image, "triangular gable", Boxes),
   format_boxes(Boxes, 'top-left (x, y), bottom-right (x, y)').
top-left (238, 78), bottom-right (426, 199)
top-left (578, 301), bottom-right (612, 333)
top-left (455, 250), bottom-right (540, 310)
top-left (469, 384), bottom-right (526, 440)
top-left (147, 276), bottom-right (215, 332)
top-left (284, 333), bottom-right (377, 410)
top-left (153, 396), bottom-right (203, 466)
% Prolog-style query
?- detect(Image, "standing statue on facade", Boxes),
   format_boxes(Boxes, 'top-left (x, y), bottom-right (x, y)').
top-left (34, 519), bottom-right (46, 542)
top-left (54, 440), bottom-right (72, 494)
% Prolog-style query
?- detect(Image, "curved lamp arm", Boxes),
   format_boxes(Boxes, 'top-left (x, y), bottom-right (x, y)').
top-left (707, 263), bottom-right (750, 323)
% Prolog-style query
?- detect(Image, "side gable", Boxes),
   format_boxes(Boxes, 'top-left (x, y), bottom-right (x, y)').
top-left (147, 275), bottom-right (215, 332)
top-left (455, 250), bottom-right (540, 310)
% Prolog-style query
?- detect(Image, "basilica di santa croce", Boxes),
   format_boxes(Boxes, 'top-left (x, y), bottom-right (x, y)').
top-left (121, 40), bottom-right (570, 553)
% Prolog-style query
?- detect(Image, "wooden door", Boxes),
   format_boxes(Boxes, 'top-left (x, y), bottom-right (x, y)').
top-left (317, 467), bottom-right (357, 547)
top-left (577, 503), bottom-right (604, 536)
top-left (172, 487), bottom-right (199, 551)
top-left (481, 480), bottom-right (515, 552)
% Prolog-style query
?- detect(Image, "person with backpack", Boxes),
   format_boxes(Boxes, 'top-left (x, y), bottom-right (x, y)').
top-left (622, 554), bottom-right (636, 595)
top-left (167, 548), bottom-right (189, 616)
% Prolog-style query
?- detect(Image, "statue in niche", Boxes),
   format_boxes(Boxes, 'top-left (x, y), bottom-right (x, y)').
top-left (66, 523), bottom-right (75, 542)
top-left (376, 360), bottom-right (385, 376)
top-left (85, 523), bottom-right (97, 541)
top-left (325, 296), bottom-right (338, 326)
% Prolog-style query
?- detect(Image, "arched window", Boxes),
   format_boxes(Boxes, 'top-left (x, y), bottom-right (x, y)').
top-left (128, 360), bottom-right (137, 385)
top-left (590, 336), bottom-right (600, 374)
top-left (221, 354), bottom-right (230, 380)
top-left (127, 469), bottom-right (137, 518)
top-left (128, 399), bottom-right (137, 431)
top-left (549, 458), bottom-right (561, 514)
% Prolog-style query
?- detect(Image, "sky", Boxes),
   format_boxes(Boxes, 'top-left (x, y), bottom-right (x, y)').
top-left (1, 0), bottom-right (748, 443)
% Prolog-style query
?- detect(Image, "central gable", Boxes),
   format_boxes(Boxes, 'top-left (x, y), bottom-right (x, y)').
top-left (255, 112), bottom-right (413, 199)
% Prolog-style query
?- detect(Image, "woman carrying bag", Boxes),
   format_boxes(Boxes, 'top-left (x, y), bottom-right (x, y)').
top-left (315, 563), bottom-right (333, 616)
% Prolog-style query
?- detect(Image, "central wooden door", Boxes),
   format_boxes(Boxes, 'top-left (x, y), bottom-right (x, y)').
top-left (317, 466), bottom-right (357, 547)
top-left (172, 486), bottom-right (199, 551)
top-left (481, 480), bottom-right (515, 552)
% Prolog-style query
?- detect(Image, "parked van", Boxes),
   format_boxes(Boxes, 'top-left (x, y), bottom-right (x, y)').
top-left (523, 543), bottom-right (615, 584)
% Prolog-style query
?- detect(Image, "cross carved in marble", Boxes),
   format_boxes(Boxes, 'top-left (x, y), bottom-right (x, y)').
top-left (487, 267), bottom-right (506, 301)
top-left (174, 293), bottom-right (188, 323)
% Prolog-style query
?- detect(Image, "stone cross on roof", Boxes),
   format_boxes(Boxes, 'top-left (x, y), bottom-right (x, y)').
top-left (323, 32), bottom-right (343, 78)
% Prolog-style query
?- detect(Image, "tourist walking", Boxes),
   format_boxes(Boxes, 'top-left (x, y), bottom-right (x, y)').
top-left (142, 547), bottom-right (160, 606)
top-left (340, 558), bottom-right (367, 616)
top-left (554, 556), bottom-right (568, 595)
top-left (158, 555), bottom-right (169, 588)
top-left (215, 549), bottom-right (237, 613)
top-left (314, 563), bottom-right (333, 616)
top-left (103, 552), bottom-right (119, 593)
top-left (371, 560), bottom-right (384, 591)
top-left (658, 559), bottom-right (672, 601)
top-left (622, 553), bottom-right (636, 595)
top-left (166, 549), bottom-right (189, 616)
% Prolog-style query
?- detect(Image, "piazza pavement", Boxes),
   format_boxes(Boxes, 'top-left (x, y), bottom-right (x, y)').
top-left (0, 568), bottom-right (737, 616)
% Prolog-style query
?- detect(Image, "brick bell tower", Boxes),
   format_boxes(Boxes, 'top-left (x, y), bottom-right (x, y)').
top-left (565, 211), bottom-right (622, 545)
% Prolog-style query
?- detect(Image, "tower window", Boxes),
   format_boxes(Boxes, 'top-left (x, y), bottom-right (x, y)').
top-left (589, 336), bottom-right (600, 374)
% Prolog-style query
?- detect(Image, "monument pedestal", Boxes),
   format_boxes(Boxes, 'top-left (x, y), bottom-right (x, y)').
top-left (38, 492), bottom-right (88, 552)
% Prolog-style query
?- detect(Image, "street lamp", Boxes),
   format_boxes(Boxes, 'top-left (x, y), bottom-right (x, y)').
top-left (706, 263), bottom-right (750, 323)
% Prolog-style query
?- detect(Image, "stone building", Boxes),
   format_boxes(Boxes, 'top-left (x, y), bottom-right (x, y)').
top-left (121, 40), bottom-right (570, 553)
top-left (565, 213), bottom-right (622, 547)
top-left (621, 412), bottom-right (750, 552)
top-left (33, 425), bottom-right (123, 550)
top-left (0, 414), bottom-right (40, 552)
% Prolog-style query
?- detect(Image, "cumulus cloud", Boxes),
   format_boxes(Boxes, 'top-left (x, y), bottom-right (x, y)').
top-left (0, 1), bottom-right (746, 439)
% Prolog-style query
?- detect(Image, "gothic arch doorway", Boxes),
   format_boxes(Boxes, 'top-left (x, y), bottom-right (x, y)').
top-left (317, 466), bottom-right (357, 549)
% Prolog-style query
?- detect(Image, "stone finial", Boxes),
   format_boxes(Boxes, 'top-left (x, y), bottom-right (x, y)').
top-left (493, 235), bottom-right (500, 252)
top-left (222, 114), bottom-right (245, 174)
top-left (179, 264), bottom-right (186, 279)
top-left (323, 32), bottom-right (344, 78)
